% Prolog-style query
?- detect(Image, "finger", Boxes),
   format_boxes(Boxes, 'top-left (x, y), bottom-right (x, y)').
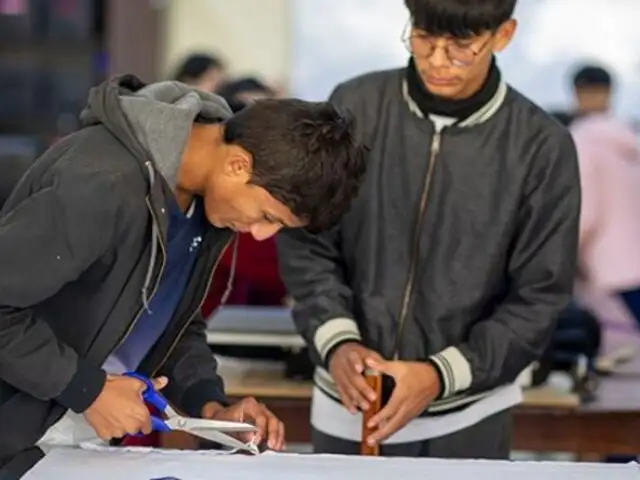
top-left (347, 351), bottom-right (365, 373)
top-left (342, 372), bottom-right (371, 411)
top-left (152, 376), bottom-right (168, 390)
top-left (364, 357), bottom-right (386, 371)
top-left (335, 381), bottom-right (358, 414)
top-left (140, 416), bottom-right (153, 435)
top-left (276, 419), bottom-right (286, 451)
top-left (367, 390), bottom-right (404, 429)
top-left (365, 351), bottom-right (385, 363)
top-left (265, 410), bottom-right (281, 450)
top-left (253, 412), bottom-right (267, 445)
top-left (349, 370), bottom-right (378, 405)
top-left (367, 406), bottom-right (409, 445)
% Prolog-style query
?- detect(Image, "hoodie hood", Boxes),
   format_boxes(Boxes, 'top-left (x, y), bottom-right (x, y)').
top-left (80, 75), bottom-right (235, 313)
top-left (80, 74), bottom-right (233, 188)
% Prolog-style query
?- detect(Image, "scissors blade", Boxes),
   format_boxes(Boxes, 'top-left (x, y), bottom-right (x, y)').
top-left (166, 417), bottom-right (257, 433)
top-left (189, 428), bottom-right (259, 455)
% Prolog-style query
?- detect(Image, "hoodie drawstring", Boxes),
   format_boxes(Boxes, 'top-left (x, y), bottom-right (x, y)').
top-left (141, 161), bottom-right (158, 314)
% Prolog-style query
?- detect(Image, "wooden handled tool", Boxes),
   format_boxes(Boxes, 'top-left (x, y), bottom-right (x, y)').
top-left (360, 369), bottom-right (382, 456)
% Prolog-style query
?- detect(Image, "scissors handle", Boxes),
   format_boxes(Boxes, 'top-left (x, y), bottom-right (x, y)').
top-left (124, 371), bottom-right (171, 434)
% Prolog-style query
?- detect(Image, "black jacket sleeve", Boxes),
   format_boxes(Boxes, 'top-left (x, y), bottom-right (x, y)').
top-left (0, 177), bottom-right (117, 413)
top-left (429, 131), bottom-right (581, 397)
top-left (158, 312), bottom-right (228, 417)
top-left (275, 83), bottom-right (366, 367)
top-left (277, 226), bottom-right (360, 366)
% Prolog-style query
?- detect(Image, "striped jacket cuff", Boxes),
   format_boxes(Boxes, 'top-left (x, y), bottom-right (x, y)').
top-left (429, 346), bottom-right (473, 398)
top-left (313, 318), bottom-right (362, 363)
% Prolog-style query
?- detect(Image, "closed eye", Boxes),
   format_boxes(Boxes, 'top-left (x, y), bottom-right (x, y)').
top-left (264, 214), bottom-right (284, 226)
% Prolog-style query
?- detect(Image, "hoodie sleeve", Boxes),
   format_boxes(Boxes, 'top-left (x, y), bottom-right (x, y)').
top-left (428, 131), bottom-right (581, 397)
top-left (0, 173), bottom-right (116, 413)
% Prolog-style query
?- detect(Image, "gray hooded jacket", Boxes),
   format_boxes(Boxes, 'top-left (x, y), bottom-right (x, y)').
top-left (0, 74), bottom-right (234, 466)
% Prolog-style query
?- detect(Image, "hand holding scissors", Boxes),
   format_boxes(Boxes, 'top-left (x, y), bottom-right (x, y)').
top-left (124, 372), bottom-right (260, 455)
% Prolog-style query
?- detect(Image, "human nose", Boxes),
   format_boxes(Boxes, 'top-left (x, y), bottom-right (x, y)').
top-left (250, 223), bottom-right (282, 241)
top-left (427, 42), bottom-right (450, 68)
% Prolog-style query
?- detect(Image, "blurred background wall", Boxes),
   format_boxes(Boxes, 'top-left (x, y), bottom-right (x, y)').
top-left (161, 0), bottom-right (291, 86)
top-left (2, 0), bottom-right (640, 155)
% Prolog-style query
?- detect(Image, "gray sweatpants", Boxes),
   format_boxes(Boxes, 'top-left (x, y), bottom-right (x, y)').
top-left (312, 408), bottom-right (512, 459)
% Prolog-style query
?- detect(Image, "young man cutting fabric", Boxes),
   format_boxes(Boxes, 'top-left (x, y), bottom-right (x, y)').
top-left (0, 74), bottom-right (367, 477)
top-left (277, 0), bottom-right (580, 458)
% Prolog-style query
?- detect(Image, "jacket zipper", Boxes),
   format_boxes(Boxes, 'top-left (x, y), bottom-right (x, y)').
top-left (392, 131), bottom-right (442, 360)
top-left (150, 237), bottom-right (234, 376)
top-left (112, 198), bottom-right (167, 352)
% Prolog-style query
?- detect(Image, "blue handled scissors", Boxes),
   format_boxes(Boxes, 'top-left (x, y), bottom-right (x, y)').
top-left (124, 372), bottom-right (260, 454)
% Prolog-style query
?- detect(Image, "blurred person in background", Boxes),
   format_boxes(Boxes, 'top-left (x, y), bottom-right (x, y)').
top-left (217, 77), bottom-right (278, 114)
top-left (278, 0), bottom-right (579, 459)
top-left (571, 114), bottom-right (640, 357)
top-left (172, 52), bottom-right (227, 93)
top-left (552, 64), bottom-right (613, 127)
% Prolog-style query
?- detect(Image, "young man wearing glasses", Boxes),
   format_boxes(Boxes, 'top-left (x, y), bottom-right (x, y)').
top-left (278, 0), bottom-right (580, 459)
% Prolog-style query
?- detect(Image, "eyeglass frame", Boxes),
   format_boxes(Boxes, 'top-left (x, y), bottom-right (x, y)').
top-left (401, 21), bottom-right (494, 68)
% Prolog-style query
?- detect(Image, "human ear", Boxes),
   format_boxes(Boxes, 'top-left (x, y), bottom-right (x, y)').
top-left (492, 19), bottom-right (517, 53)
top-left (224, 147), bottom-right (252, 180)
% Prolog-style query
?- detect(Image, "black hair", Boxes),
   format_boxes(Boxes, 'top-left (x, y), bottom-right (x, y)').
top-left (173, 53), bottom-right (224, 84)
top-left (572, 64), bottom-right (613, 89)
top-left (405, 0), bottom-right (517, 38)
top-left (223, 99), bottom-right (368, 233)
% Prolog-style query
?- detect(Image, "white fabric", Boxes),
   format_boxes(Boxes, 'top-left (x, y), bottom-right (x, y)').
top-left (36, 411), bottom-right (106, 452)
top-left (26, 446), bottom-right (639, 479)
top-left (311, 383), bottom-right (522, 444)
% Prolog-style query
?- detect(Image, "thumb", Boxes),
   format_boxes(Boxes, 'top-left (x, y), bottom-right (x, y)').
top-left (151, 376), bottom-right (168, 391)
top-left (364, 357), bottom-right (393, 375)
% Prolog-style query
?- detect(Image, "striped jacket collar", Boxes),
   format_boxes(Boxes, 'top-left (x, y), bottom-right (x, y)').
top-left (401, 77), bottom-right (508, 127)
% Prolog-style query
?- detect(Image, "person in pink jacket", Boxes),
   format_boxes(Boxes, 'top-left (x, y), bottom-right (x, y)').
top-left (571, 114), bottom-right (640, 355)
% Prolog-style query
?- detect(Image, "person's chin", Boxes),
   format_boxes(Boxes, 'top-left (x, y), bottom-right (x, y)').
top-left (424, 79), bottom-right (463, 98)
top-left (207, 215), bottom-right (226, 229)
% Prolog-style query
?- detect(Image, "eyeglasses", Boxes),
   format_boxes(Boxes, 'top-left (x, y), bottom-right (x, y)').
top-left (401, 22), bottom-right (493, 68)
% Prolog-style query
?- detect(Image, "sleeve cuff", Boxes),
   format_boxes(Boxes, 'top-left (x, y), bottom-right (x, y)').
top-left (179, 379), bottom-right (230, 418)
top-left (313, 317), bottom-right (362, 363)
top-left (55, 359), bottom-right (107, 413)
top-left (429, 346), bottom-right (473, 398)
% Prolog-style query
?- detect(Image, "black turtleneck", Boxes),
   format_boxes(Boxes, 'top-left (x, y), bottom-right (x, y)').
top-left (406, 57), bottom-right (501, 121)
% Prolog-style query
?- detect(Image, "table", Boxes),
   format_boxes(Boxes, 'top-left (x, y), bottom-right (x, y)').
top-left (212, 360), bottom-right (640, 458)
top-left (201, 306), bottom-right (640, 458)
top-left (25, 446), bottom-right (640, 479)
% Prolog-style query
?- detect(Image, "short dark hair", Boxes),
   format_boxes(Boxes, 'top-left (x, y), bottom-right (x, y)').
top-left (405, 0), bottom-right (517, 38)
top-left (223, 99), bottom-right (367, 233)
top-left (173, 53), bottom-right (224, 84)
top-left (572, 64), bottom-right (613, 89)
